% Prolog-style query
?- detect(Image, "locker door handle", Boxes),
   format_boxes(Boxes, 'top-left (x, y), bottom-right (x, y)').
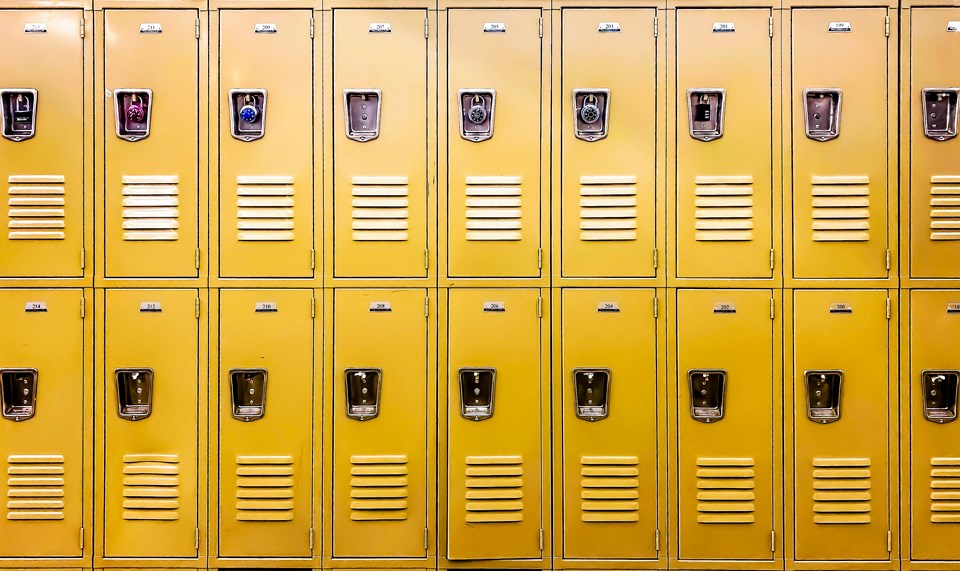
top-left (459, 367), bottom-right (496, 420)
top-left (115, 368), bottom-right (154, 421)
top-left (230, 368), bottom-right (267, 421)
top-left (343, 89), bottom-right (381, 142)
top-left (687, 369), bottom-right (725, 422)
top-left (921, 370), bottom-right (959, 423)
top-left (229, 88), bottom-right (267, 142)
top-left (344, 368), bottom-right (382, 421)
top-left (0, 89), bottom-right (38, 142)
top-left (1, 368), bottom-right (38, 421)
top-left (687, 88), bottom-right (725, 141)
top-left (114, 89), bottom-right (153, 142)
top-left (804, 370), bottom-right (842, 424)
top-left (573, 368), bottom-right (610, 421)
top-left (922, 88), bottom-right (959, 141)
top-left (803, 88), bottom-right (842, 141)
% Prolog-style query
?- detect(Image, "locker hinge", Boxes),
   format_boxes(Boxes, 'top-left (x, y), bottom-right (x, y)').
top-left (655, 529), bottom-right (661, 552)
top-left (194, 528), bottom-right (199, 550)
top-left (885, 249), bottom-right (891, 270)
top-left (80, 248), bottom-right (85, 269)
top-left (80, 15), bottom-right (85, 38)
top-left (769, 16), bottom-right (774, 37)
top-left (424, 528), bottom-right (429, 550)
top-left (311, 297), bottom-right (316, 319)
top-left (885, 16), bottom-right (890, 37)
top-left (424, 295), bottom-right (429, 318)
top-left (653, 248), bottom-right (658, 269)
top-left (537, 297), bottom-right (543, 318)
top-left (79, 527), bottom-right (84, 548)
top-left (195, 297), bottom-right (200, 319)
top-left (424, 248), bottom-right (429, 270)
top-left (770, 299), bottom-right (775, 319)
top-left (770, 249), bottom-right (775, 270)
top-left (539, 17), bottom-right (543, 38)
top-left (310, 18), bottom-right (315, 39)
top-left (538, 528), bottom-right (544, 551)
top-left (771, 530), bottom-right (776, 552)
top-left (653, 14), bottom-right (658, 37)
top-left (537, 248), bottom-right (542, 269)
top-left (310, 528), bottom-right (315, 551)
top-left (886, 298), bottom-right (891, 320)
top-left (310, 249), bottom-right (316, 269)
top-left (195, 18), bottom-right (200, 39)
top-left (80, 296), bottom-right (85, 319)
top-left (887, 530), bottom-right (892, 552)
top-left (653, 296), bottom-right (659, 319)
top-left (195, 248), bottom-right (200, 269)
top-left (424, 17), bottom-right (429, 38)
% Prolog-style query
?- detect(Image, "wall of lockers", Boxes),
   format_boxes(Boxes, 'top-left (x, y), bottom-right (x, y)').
top-left (1, 0), bottom-right (959, 569)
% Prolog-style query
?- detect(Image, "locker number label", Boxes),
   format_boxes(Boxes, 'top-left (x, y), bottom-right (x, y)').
top-left (24, 302), bottom-right (47, 312)
top-left (713, 303), bottom-right (736, 313)
top-left (369, 301), bottom-right (392, 312)
top-left (597, 302), bottom-right (621, 312)
top-left (139, 302), bottom-right (162, 313)
top-left (712, 22), bottom-right (735, 33)
top-left (483, 22), bottom-right (506, 33)
top-left (828, 22), bottom-right (852, 32)
top-left (947, 303), bottom-right (960, 313)
top-left (23, 23), bottom-right (47, 33)
top-left (598, 22), bottom-right (621, 33)
top-left (255, 302), bottom-right (278, 313)
top-left (948, 21), bottom-right (960, 32)
top-left (829, 303), bottom-right (853, 314)
top-left (254, 23), bottom-right (278, 34)
top-left (139, 23), bottom-right (163, 34)
top-left (483, 301), bottom-right (506, 312)
top-left (368, 23), bottom-right (392, 33)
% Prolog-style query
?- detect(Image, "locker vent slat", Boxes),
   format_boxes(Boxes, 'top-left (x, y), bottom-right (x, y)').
top-left (7, 175), bottom-right (66, 240)
top-left (929, 176), bottom-right (960, 241)
top-left (121, 175), bottom-right (180, 241)
top-left (812, 457), bottom-right (872, 524)
top-left (235, 455), bottom-right (294, 521)
top-left (6, 454), bottom-right (65, 521)
top-left (695, 457), bottom-right (756, 523)
top-left (465, 176), bottom-right (523, 241)
top-left (464, 455), bottom-right (524, 523)
top-left (930, 457), bottom-right (960, 523)
top-left (578, 175), bottom-right (638, 241)
top-left (351, 176), bottom-right (409, 242)
top-left (694, 176), bottom-right (754, 242)
top-left (236, 176), bottom-right (295, 241)
top-left (811, 175), bottom-right (870, 242)
top-left (121, 454), bottom-right (180, 520)
top-left (579, 455), bottom-right (640, 523)
top-left (349, 454), bottom-right (409, 521)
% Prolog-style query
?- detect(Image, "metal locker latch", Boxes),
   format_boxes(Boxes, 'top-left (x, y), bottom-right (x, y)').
top-left (1, 368), bottom-right (38, 422)
top-left (229, 88), bottom-right (267, 142)
top-left (573, 368), bottom-right (610, 421)
top-left (345, 368), bottom-right (382, 421)
top-left (922, 88), bottom-right (959, 141)
top-left (921, 370), bottom-right (959, 423)
top-left (459, 367), bottom-right (495, 421)
top-left (115, 368), bottom-right (154, 421)
top-left (688, 369), bottom-right (725, 422)
top-left (687, 88), bottom-right (725, 141)
top-left (344, 89), bottom-right (381, 142)
top-left (0, 89), bottom-right (38, 141)
top-left (114, 89), bottom-right (152, 142)
top-left (572, 89), bottom-right (610, 142)
top-left (803, 88), bottom-right (842, 141)
top-left (804, 370), bottom-right (842, 424)
top-left (458, 89), bottom-right (496, 142)
top-left (230, 368), bottom-right (267, 421)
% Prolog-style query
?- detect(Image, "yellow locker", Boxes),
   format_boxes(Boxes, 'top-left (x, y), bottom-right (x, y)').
top-left (791, 289), bottom-right (892, 561)
top-left (560, 289), bottom-right (659, 560)
top-left (675, 289), bottom-right (777, 561)
top-left (331, 289), bottom-right (429, 558)
top-left (102, 289), bottom-right (200, 558)
top-left (217, 289), bottom-right (314, 558)
top-left (217, 9), bottom-right (314, 279)
top-left (790, 8), bottom-right (891, 280)
top-left (446, 288), bottom-right (545, 560)
top-left (0, 9), bottom-right (85, 278)
top-left (560, 9), bottom-right (658, 278)
top-left (446, 9), bottom-right (544, 279)
top-left (0, 289), bottom-right (85, 558)
top-left (103, 9), bottom-right (200, 278)
top-left (907, 290), bottom-right (960, 560)
top-left (674, 8), bottom-right (774, 279)
top-left (907, 8), bottom-right (960, 279)
top-left (332, 8), bottom-right (430, 279)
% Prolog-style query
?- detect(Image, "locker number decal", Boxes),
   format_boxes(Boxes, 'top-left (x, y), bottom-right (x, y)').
top-left (949, 21), bottom-right (960, 32)
top-left (139, 23), bottom-right (163, 34)
top-left (139, 302), bottom-right (162, 313)
top-left (254, 23), bottom-right (277, 34)
top-left (368, 23), bottom-right (392, 33)
top-left (712, 22), bottom-right (735, 33)
top-left (23, 23), bottom-right (47, 33)
top-left (369, 301), bottom-right (392, 312)
top-left (713, 303), bottom-right (736, 313)
top-left (828, 22), bottom-right (852, 32)
top-left (829, 303), bottom-right (853, 314)
top-left (947, 303), bottom-right (960, 314)
top-left (255, 302), bottom-right (278, 313)
top-left (483, 301), bottom-right (506, 312)
top-left (24, 302), bottom-right (47, 313)
top-left (483, 23), bottom-right (506, 33)
top-left (597, 302), bottom-right (620, 313)
top-left (598, 22), bottom-right (621, 33)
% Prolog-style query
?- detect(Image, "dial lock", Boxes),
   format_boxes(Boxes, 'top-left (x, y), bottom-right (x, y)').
top-left (580, 98), bottom-right (601, 124)
top-left (126, 97), bottom-right (145, 122)
top-left (458, 89), bottom-right (496, 142)
top-left (229, 89), bottom-right (267, 142)
top-left (239, 103), bottom-right (259, 123)
top-left (572, 88), bottom-right (610, 141)
top-left (468, 97), bottom-right (487, 125)
top-left (114, 89), bottom-right (152, 142)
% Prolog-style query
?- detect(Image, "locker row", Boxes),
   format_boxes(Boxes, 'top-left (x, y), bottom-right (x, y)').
top-left (3, 286), bottom-right (959, 569)
top-left (2, 0), bottom-right (960, 287)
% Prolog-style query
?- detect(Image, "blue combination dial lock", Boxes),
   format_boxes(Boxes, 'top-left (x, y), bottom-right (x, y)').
top-left (239, 104), bottom-right (259, 123)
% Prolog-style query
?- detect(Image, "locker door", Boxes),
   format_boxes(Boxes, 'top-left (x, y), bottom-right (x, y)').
top-left (218, 289), bottom-right (313, 557)
top-left (908, 8), bottom-right (960, 279)
top-left (218, 10), bottom-right (314, 278)
top-left (103, 9), bottom-right (199, 278)
top-left (333, 9), bottom-right (429, 278)
top-left (447, 9), bottom-right (543, 278)
top-left (676, 289), bottom-right (776, 560)
top-left (791, 9), bottom-right (890, 279)
top-left (675, 9), bottom-right (774, 279)
top-left (561, 289), bottom-right (658, 559)
top-left (0, 289), bottom-right (84, 557)
top-left (560, 9), bottom-right (657, 278)
top-left (0, 10), bottom-right (85, 278)
top-left (793, 289), bottom-right (891, 560)
top-left (447, 288), bottom-right (544, 559)
top-left (103, 289), bottom-right (199, 558)
top-left (332, 289), bottom-right (429, 558)
top-left (909, 290), bottom-right (960, 560)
